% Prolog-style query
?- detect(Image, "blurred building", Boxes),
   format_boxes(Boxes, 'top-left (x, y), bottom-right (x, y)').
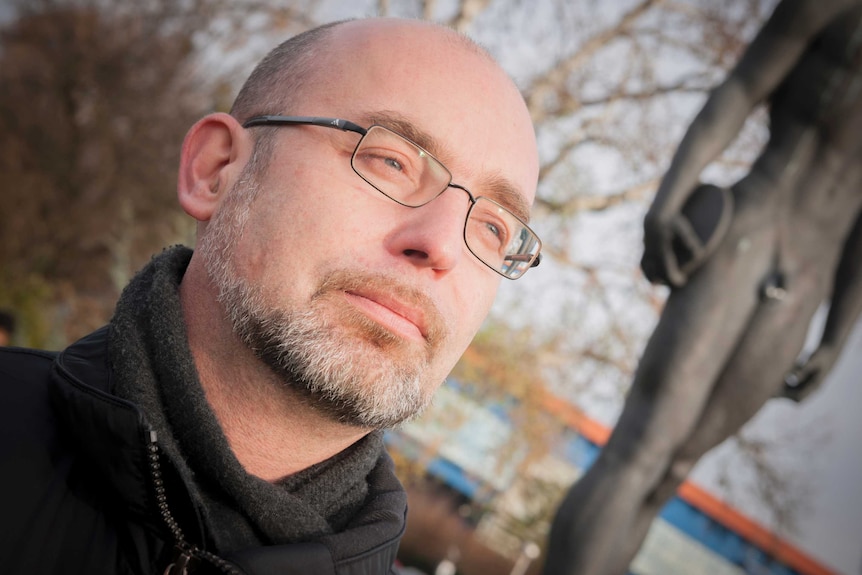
top-left (386, 382), bottom-right (837, 575)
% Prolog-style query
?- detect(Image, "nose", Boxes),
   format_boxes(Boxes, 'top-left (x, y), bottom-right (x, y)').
top-left (384, 188), bottom-right (470, 275)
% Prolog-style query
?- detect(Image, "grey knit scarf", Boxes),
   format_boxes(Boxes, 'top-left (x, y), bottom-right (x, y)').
top-left (107, 246), bottom-right (386, 553)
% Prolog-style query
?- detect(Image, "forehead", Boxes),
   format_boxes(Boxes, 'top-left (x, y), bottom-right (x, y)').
top-left (294, 20), bottom-right (539, 207)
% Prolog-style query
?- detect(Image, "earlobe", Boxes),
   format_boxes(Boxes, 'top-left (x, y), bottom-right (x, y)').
top-left (177, 112), bottom-right (247, 222)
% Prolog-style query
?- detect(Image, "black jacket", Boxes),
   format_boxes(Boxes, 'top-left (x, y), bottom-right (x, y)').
top-left (0, 328), bottom-right (406, 575)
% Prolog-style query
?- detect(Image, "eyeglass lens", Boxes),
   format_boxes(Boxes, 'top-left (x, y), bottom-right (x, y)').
top-left (352, 125), bottom-right (540, 279)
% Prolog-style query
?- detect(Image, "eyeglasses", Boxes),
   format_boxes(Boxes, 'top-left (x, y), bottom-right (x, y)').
top-left (242, 115), bottom-right (542, 279)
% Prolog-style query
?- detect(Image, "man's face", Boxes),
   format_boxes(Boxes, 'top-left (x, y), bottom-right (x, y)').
top-left (199, 21), bottom-right (539, 429)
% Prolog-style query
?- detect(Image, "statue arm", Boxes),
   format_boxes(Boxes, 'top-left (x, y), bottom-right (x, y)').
top-left (642, 0), bottom-right (855, 286)
top-left (784, 209), bottom-right (862, 402)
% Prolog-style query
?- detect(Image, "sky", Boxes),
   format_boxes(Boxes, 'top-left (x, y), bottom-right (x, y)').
top-left (699, 319), bottom-right (862, 575)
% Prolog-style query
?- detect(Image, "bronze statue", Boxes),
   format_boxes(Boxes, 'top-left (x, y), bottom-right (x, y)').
top-left (544, 0), bottom-right (862, 573)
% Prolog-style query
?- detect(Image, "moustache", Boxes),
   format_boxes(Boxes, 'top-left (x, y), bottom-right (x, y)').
top-left (312, 269), bottom-right (448, 348)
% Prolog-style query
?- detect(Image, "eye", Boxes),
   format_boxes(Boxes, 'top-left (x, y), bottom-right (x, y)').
top-left (356, 147), bottom-right (416, 180)
top-left (469, 214), bottom-right (510, 253)
top-left (384, 157), bottom-right (404, 172)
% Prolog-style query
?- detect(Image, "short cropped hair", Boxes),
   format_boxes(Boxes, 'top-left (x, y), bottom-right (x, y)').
top-left (228, 21), bottom-right (347, 173)
top-left (231, 20), bottom-right (346, 124)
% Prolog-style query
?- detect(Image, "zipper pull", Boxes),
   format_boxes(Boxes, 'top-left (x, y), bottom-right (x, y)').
top-left (163, 548), bottom-right (195, 575)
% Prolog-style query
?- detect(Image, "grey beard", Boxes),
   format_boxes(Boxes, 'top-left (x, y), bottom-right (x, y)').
top-left (199, 218), bottom-right (431, 427)
top-left (225, 280), bottom-right (429, 429)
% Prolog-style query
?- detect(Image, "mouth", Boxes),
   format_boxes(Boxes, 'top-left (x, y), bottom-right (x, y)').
top-left (313, 269), bottom-right (446, 347)
top-left (342, 289), bottom-right (429, 343)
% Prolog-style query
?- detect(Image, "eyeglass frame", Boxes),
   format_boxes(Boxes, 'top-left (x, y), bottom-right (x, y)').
top-left (241, 114), bottom-right (543, 279)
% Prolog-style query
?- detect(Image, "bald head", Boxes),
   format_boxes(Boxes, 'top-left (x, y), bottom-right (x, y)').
top-left (230, 18), bottom-right (537, 200)
top-left (232, 19), bottom-right (494, 122)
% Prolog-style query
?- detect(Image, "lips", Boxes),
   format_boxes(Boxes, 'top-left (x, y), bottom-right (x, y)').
top-left (343, 289), bottom-right (429, 342)
top-left (314, 269), bottom-right (446, 346)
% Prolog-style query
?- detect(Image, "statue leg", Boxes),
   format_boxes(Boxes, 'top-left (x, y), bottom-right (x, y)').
top-left (544, 205), bottom-right (777, 575)
top-left (784, 206), bottom-right (862, 401)
top-left (609, 242), bottom-right (833, 572)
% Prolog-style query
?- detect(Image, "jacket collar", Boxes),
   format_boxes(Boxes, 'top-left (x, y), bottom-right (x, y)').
top-left (50, 326), bottom-right (166, 533)
top-left (48, 326), bottom-right (406, 573)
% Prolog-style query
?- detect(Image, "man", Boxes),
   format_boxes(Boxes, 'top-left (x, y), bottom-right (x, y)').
top-left (0, 310), bottom-right (14, 346)
top-left (0, 18), bottom-right (541, 575)
top-left (544, 1), bottom-right (862, 574)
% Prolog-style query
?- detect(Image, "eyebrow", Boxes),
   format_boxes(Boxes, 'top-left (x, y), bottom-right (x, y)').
top-left (478, 174), bottom-right (533, 223)
top-left (363, 110), bottom-right (533, 222)
top-left (365, 111), bottom-right (444, 158)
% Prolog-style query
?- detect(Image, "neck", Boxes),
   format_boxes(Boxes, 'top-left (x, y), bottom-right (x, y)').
top-left (179, 255), bottom-right (370, 482)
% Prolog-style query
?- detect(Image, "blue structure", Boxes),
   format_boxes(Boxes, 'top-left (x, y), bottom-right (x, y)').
top-left (386, 382), bottom-right (837, 575)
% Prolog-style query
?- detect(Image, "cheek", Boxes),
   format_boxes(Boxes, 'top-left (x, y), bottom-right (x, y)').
top-left (242, 175), bottom-right (361, 262)
top-left (429, 287), bottom-right (494, 385)
top-left (221, 195), bottom-right (323, 302)
top-left (447, 272), bottom-right (500, 346)
top-left (267, 171), bottom-right (386, 258)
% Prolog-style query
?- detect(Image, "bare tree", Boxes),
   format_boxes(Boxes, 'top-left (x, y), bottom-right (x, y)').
top-left (0, 0), bottom-right (316, 346)
top-left (0, 0), bottom-right (215, 344)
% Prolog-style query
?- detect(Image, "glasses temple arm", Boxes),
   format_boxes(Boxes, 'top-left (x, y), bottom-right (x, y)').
top-left (242, 115), bottom-right (367, 136)
top-left (503, 253), bottom-right (542, 267)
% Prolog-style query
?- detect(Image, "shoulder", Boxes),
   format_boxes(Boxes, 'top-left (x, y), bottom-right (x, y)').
top-left (0, 333), bottom-right (163, 574)
top-left (0, 342), bottom-right (67, 479)
top-left (0, 345), bottom-right (71, 568)
top-left (0, 345), bottom-right (57, 386)
top-left (0, 345), bottom-right (59, 438)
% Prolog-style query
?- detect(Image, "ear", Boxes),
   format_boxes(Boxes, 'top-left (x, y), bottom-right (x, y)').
top-left (177, 112), bottom-right (249, 222)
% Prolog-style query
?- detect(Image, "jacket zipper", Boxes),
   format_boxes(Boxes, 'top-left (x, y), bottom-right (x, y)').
top-left (147, 430), bottom-right (243, 575)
